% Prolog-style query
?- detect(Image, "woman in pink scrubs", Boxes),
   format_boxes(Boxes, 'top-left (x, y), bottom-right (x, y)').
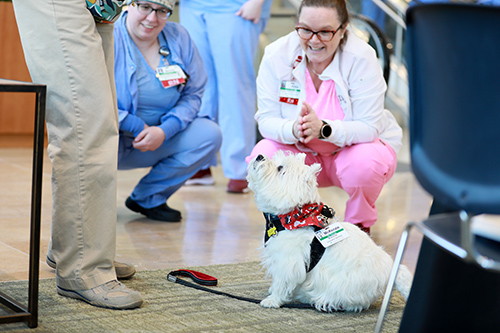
top-left (247, 0), bottom-right (403, 234)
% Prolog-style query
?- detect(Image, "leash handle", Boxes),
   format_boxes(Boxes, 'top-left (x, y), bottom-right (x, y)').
top-left (168, 269), bottom-right (218, 286)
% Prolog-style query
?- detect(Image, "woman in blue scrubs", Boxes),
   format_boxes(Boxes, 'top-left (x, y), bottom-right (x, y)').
top-left (114, 0), bottom-right (222, 222)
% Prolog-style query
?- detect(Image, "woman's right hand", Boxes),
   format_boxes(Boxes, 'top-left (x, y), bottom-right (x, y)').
top-left (133, 124), bottom-right (165, 152)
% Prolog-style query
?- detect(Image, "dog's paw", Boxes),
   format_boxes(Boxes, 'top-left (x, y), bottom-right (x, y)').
top-left (260, 295), bottom-right (282, 308)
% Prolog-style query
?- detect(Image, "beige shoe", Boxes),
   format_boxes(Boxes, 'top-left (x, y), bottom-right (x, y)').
top-left (58, 280), bottom-right (143, 309)
top-left (46, 255), bottom-right (136, 280)
top-left (114, 261), bottom-right (136, 279)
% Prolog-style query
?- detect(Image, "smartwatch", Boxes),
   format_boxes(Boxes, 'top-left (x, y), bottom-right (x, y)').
top-left (319, 120), bottom-right (332, 139)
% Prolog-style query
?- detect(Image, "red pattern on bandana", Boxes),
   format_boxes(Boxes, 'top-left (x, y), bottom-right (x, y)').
top-left (278, 202), bottom-right (328, 230)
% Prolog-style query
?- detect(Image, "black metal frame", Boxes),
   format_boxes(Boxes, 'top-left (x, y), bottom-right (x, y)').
top-left (0, 78), bottom-right (46, 328)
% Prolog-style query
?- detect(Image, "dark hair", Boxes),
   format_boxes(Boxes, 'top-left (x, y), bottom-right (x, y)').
top-left (297, 0), bottom-right (349, 48)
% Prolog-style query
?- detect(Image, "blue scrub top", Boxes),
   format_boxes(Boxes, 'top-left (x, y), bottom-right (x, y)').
top-left (114, 10), bottom-right (208, 141)
top-left (128, 32), bottom-right (179, 127)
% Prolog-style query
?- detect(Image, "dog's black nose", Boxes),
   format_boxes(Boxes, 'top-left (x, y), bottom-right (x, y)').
top-left (256, 154), bottom-right (265, 162)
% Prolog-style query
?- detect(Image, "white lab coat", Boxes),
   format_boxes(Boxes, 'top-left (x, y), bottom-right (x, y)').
top-left (255, 30), bottom-right (403, 153)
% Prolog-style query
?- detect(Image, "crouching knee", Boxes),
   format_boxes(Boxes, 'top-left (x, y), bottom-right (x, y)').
top-left (336, 147), bottom-right (391, 188)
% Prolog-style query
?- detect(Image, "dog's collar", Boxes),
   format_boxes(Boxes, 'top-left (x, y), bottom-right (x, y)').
top-left (279, 202), bottom-right (333, 230)
top-left (263, 203), bottom-right (335, 242)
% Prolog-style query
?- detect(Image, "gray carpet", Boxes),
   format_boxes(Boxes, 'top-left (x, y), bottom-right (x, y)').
top-left (0, 261), bottom-right (405, 332)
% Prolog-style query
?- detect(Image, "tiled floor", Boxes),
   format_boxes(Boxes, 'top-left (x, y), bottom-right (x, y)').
top-left (0, 128), bottom-right (432, 282)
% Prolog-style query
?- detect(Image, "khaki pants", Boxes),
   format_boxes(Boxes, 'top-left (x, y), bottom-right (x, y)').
top-left (13, 0), bottom-right (118, 290)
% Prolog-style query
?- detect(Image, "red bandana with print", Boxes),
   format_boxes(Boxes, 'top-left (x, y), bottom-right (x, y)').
top-left (278, 202), bottom-right (328, 230)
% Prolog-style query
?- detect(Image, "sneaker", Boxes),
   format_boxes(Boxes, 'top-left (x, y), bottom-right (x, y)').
top-left (57, 280), bottom-right (143, 309)
top-left (125, 196), bottom-right (181, 222)
top-left (46, 255), bottom-right (136, 280)
top-left (185, 168), bottom-right (215, 186)
top-left (227, 179), bottom-right (249, 194)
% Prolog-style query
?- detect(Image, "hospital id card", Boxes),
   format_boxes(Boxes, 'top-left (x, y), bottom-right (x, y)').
top-left (279, 80), bottom-right (301, 105)
top-left (314, 222), bottom-right (349, 247)
top-left (156, 65), bottom-right (187, 89)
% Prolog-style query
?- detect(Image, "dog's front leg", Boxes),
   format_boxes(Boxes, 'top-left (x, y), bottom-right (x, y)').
top-left (261, 261), bottom-right (307, 308)
top-left (261, 289), bottom-right (292, 308)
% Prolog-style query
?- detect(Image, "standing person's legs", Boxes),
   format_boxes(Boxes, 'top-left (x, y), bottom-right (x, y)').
top-left (14, 0), bottom-right (120, 290)
top-left (322, 139), bottom-right (397, 228)
top-left (178, 7), bottom-right (217, 122)
top-left (206, 13), bottom-right (263, 181)
top-left (179, 6), bottom-right (219, 172)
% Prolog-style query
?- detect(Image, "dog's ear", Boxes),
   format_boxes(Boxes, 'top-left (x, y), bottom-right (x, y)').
top-left (310, 163), bottom-right (322, 177)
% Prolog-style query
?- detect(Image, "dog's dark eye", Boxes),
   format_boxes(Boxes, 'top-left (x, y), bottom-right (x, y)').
top-left (277, 165), bottom-right (283, 172)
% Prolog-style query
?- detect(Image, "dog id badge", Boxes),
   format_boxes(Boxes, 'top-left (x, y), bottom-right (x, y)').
top-left (156, 65), bottom-right (187, 89)
top-left (279, 80), bottom-right (301, 105)
top-left (314, 222), bottom-right (349, 247)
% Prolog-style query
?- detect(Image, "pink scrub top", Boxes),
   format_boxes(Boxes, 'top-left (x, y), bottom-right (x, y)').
top-left (303, 68), bottom-right (344, 155)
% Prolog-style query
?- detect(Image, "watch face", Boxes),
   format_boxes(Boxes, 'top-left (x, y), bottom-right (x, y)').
top-left (322, 123), bottom-right (332, 138)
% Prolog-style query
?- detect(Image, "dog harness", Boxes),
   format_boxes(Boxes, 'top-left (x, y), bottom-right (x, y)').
top-left (263, 203), bottom-right (335, 273)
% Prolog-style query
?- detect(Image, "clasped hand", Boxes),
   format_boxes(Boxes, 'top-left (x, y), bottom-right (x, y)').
top-left (133, 124), bottom-right (165, 152)
top-left (293, 102), bottom-right (323, 144)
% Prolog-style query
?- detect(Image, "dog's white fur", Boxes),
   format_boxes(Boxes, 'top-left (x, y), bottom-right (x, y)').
top-left (247, 151), bottom-right (413, 312)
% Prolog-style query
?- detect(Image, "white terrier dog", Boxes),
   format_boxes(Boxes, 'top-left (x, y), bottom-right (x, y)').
top-left (247, 151), bottom-right (413, 312)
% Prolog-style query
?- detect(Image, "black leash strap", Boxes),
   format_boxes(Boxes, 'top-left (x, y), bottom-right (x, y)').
top-left (167, 269), bottom-right (315, 309)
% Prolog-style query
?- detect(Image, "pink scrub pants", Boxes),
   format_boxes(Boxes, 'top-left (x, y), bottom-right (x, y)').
top-left (247, 138), bottom-right (397, 228)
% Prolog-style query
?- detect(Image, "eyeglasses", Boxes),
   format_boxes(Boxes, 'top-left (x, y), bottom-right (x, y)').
top-left (131, 2), bottom-right (172, 20)
top-left (295, 24), bottom-right (343, 42)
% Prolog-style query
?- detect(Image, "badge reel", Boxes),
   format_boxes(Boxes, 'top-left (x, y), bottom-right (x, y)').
top-left (156, 47), bottom-right (188, 89)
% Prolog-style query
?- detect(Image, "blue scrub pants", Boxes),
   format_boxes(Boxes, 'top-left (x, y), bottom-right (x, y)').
top-left (118, 117), bottom-right (222, 208)
top-left (179, 7), bottom-right (268, 180)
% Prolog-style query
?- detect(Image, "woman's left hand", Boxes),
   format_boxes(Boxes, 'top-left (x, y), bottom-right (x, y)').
top-left (235, 0), bottom-right (264, 24)
top-left (298, 102), bottom-right (323, 144)
top-left (133, 125), bottom-right (166, 152)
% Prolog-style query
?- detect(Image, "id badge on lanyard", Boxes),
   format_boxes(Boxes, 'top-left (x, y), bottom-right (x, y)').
top-left (156, 65), bottom-right (187, 89)
top-left (156, 45), bottom-right (187, 89)
top-left (279, 80), bottom-right (301, 105)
